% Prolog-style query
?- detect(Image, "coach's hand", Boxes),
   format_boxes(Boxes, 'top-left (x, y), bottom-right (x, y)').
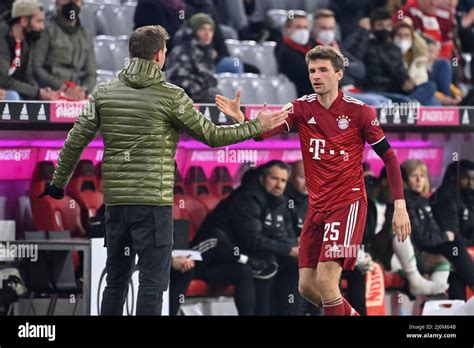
top-left (215, 89), bottom-right (245, 123)
top-left (392, 199), bottom-right (411, 242)
top-left (39, 182), bottom-right (64, 200)
top-left (257, 104), bottom-right (289, 133)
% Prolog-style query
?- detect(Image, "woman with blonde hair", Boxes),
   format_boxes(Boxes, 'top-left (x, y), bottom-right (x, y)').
top-left (403, 159), bottom-right (474, 299)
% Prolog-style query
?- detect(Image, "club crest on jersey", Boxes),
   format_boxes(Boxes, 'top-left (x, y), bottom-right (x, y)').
top-left (336, 115), bottom-right (351, 130)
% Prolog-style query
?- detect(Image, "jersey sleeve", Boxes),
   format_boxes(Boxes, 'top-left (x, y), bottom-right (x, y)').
top-left (360, 104), bottom-right (385, 146)
top-left (257, 100), bottom-right (301, 140)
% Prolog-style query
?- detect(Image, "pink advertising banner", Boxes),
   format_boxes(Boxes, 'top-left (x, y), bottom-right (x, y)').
top-left (417, 107), bottom-right (459, 126)
top-left (0, 148), bottom-right (38, 180)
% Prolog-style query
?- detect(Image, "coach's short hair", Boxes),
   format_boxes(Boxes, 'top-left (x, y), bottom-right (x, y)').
top-left (305, 45), bottom-right (345, 72)
top-left (129, 25), bottom-right (169, 60)
top-left (261, 160), bottom-right (292, 178)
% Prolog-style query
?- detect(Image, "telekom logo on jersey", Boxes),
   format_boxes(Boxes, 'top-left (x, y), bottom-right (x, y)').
top-left (309, 138), bottom-right (346, 160)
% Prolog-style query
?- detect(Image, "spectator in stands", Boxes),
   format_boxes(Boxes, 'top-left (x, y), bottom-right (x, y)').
top-left (226, 161), bottom-right (299, 315)
top-left (376, 166), bottom-right (448, 296)
top-left (425, 35), bottom-right (464, 105)
top-left (329, 0), bottom-right (385, 39)
top-left (396, 0), bottom-right (456, 59)
top-left (0, 0), bottom-right (14, 17)
top-left (403, 159), bottom-right (474, 300)
top-left (169, 256), bottom-right (195, 315)
top-left (311, 8), bottom-right (390, 106)
top-left (134, 0), bottom-right (185, 46)
top-left (0, 88), bottom-right (4, 99)
top-left (0, 0), bottom-right (58, 100)
top-left (33, 0), bottom-right (96, 100)
top-left (345, 8), bottom-right (440, 105)
top-left (166, 13), bottom-right (222, 103)
top-left (457, 0), bottom-right (474, 80)
top-left (275, 11), bottom-right (314, 96)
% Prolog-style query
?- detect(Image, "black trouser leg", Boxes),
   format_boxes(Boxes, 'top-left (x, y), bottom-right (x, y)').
top-left (273, 256), bottom-right (302, 315)
top-left (344, 269), bottom-right (367, 316)
top-left (427, 241), bottom-right (474, 287)
top-left (254, 278), bottom-right (273, 315)
top-left (169, 268), bottom-right (194, 315)
top-left (100, 206), bottom-right (135, 316)
top-left (197, 262), bottom-right (255, 315)
top-left (447, 272), bottom-right (467, 300)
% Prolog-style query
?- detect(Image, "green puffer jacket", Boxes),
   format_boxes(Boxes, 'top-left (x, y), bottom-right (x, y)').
top-left (52, 57), bottom-right (262, 206)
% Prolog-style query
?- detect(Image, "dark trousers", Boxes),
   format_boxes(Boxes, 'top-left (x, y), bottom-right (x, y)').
top-left (169, 268), bottom-right (194, 316)
top-left (343, 269), bottom-right (367, 316)
top-left (195, 262), bottom-right (256, 315)
top-left (271, 256), bottom-right (303, 315)
top-left (100, 205), bottom-right (173, 316)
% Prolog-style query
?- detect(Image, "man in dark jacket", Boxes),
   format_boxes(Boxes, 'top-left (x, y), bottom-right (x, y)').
top-left (166, 13), bottom-right (220, 103)
top-left (431, 160), bottom-right (474, 246)
top-left (285, 160), bottom-right (308, 238)
top-left (0, 0), bottom-right (57, 100)
top-left (275, 11), bottom-right (314, 97)
top-left (33, 0), bottom-right (96, 99)
top-left (40, 25), bottom-right (289, 315)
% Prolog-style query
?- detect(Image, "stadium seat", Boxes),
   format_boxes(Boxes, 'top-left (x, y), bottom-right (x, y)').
top-left (80, 1), bottom-right (101, 35)
top-left (238, 73), bottom-right (260, 104)
top-left (239, 41), bottom-right (262, 66)
top-left (209, 166), bottom-right (234, 199)
top-left (220, 25), bottom-right (238, 40)
top-left (29, 161), bottom-right (86, 238)
top-left (96, 70), bottom-right (115, 84)
top-left (260, 41), bottom-right (279, 76)
top-left (217, 73), bottom-right (240, 98)
top-left (184, 166), bottom-right (210, 198)
top-left (66, 160), bottom-right (104, 230)
top-left (95, 3), bottom-right (121, 36)
top-left (111, 36), bottom-right (129, 71)
top-left (94, 37), bottom-right (115, 70)
top-left (256, 77), bottom-right (279, 104)
top-left (224, 39), bottom-right (242, 58)
top-left (277, 76), bottom-right (298, 103)
top-left (266, 9), bottom-right (288, 29)
top-left (113, 4), bottom-right (135, 36)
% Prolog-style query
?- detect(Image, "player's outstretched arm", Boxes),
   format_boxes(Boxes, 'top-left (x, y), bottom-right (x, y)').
top-left (215, 90), bottom-right (245, 123)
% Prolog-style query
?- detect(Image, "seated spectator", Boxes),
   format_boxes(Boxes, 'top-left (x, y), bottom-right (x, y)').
top-left (403, 159), bottom-right (474, 300)
top-left (166, 13), bottom-right (222, 103)
top-left (0, 0), bottom-right (57, 100)
top-left (346, 8), bottom-right (440, 105)
top-left (457, 0), bottom-right (474, 80)
top-left (285, 160), bottom-right (308, 239)
top-left (396, 0), bottom-right (456, 59)
top-left (275, 11), bottom-right (314, 96)
top-left (169, 256), bottom-right (195, 316)
top-left (311, 8), bottom-right (390, 106)
top-left (431, 160), bottom-right (474, 247)
top-left (33, 0), bottom-right (96, 100)
top-left (425, 35), bottom-right (464, 105)
top-left (0, 88), bottom-right (4, 100)
top-left (329, 0), bottom-right (379, 39)
top-left (0, 0), bottom-right (14, 18)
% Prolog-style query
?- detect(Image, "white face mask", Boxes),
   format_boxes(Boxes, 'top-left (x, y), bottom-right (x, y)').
top-left (290, 29), bottom-right (310, 46)
top-left (395, 39), bottom-right (412, 54)
top-left (317, 30), bottom-right (335, 45)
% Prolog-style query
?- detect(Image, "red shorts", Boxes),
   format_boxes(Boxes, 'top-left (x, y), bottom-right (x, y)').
top-left (299, 198), bottom-right (367, 270)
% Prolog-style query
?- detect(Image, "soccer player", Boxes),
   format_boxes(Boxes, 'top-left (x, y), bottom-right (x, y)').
top-left (215, 45), bottom-right (411, 316)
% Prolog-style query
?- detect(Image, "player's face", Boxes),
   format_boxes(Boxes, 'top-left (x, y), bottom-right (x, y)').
top-left (262, 167), bottom-right (289, 197)
top-left (408, 167), bottom-right (427, 194)
top-left (460, 170), bottom-right (474, 190)
top-left (308, 59), bottom-right (342, 95)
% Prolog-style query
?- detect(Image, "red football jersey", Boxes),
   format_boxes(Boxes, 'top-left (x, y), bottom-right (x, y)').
top-left (262, 91), bottom-right (385, 212)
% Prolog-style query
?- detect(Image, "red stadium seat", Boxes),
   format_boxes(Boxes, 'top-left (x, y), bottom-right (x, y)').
top-left (185, 166), bottom-right (221, 212)
top-left (67, 160), bottom-right (104, 229)
top-left (210, 166), bottom-right (234, 199)
top-left (29, 161), bottom-right (86, 238)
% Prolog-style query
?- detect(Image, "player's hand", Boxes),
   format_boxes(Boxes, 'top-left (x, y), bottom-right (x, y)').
top-left (257, 104), bottom-right (289, 133)
top-left (289, 246), bottom-right (299, 257)
top-left (392, 199), bottom-right (411, 242)
top-left (215, 89), bottom-right (245, 123)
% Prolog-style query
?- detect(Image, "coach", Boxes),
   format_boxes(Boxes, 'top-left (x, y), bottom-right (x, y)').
top-left (40, 25), bottom-right (288, 315)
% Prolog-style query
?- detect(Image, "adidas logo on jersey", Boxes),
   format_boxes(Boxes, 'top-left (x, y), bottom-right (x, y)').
top-left (308, 117), bottom-right (317, 125)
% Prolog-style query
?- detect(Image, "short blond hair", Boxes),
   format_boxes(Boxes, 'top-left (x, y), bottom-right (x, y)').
top-left (305, 45), bottom-right (345, 72)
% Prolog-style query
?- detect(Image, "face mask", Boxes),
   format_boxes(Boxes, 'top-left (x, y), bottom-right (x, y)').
top-left (24, 29), bottom-right (41, 42)
top-left (317, 30), bottom-right (335, 45)
top-left (395, 39), bottom-right (412, 54)
top-left (374, 29), bottom-right (391, 43)
top-left (291, 29), bottom-right (310, 46)
top-left (62, 2), bottom-right (81, 21)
